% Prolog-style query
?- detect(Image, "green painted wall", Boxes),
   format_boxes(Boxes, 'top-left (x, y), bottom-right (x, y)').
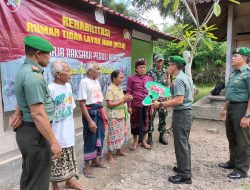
top-left (131, 38), bottom-right (153, 74)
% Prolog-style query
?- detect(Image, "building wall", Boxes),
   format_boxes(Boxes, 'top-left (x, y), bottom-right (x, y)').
top-left (131, 38), bottom-right (153, 74)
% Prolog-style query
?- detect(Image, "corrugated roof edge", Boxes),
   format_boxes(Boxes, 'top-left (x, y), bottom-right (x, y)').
top-left (80, 0), bottom-right (178, 41)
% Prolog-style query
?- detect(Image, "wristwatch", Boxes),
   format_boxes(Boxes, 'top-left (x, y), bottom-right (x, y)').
top-left (159, 102), bottom-right (163, 108)
top-left (244, 113), bottom-right (250, 118)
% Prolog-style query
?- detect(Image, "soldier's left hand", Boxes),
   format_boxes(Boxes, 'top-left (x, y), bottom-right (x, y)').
top-left (153, 100), bottom-right (160, 108)
top-left (240, 117), bottom-right (250, 128)
top-left (9, 110), bottom-right (22, 130)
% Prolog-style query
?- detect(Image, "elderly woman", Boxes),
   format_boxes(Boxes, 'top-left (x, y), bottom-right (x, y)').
top-left (106, 70), bottom-right (133, 163)
top-left (78, 61), bottom-right (108, 178)
top-left (126, 59), bottom-right (153, 150)
top-left (49, 60), bottom-right (83, 190)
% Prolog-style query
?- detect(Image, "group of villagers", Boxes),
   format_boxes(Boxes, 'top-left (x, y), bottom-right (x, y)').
top-left (50, 53), bottom-right (184, 186)
top-left (80, 55), bottom-right (174, 179)
top-left (12, 35), bottom-right (188, 190)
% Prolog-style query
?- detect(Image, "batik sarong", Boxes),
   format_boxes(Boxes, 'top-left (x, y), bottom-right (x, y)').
top-left (82, 104), bottom-right (105, 161)
top-left (50, 146), bottom-right (79, 181)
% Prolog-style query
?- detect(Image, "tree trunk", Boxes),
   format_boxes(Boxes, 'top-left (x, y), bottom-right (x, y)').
top-left (183, 50), bottom-right (193, 79)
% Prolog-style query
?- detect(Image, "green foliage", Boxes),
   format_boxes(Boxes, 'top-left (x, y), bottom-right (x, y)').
top-left (132, 0), bottom-right (193, 26)
top-left (168, 23), bottom-right (218, 55)
top-left (93, 0), bottom-right (131, 16)
top-left (153, 40), bottom-right (181, 60)
top-left (194, 83), bottom-right (215, 102)
top-left (153, 37), bottom-right (226, 84)
top-left (193, 39), bottom-right (226, 70)
top-left (213, 2), bottom-right (221, 17)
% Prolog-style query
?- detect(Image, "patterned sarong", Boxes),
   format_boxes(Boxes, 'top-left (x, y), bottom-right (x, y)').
top-left (50, 146), bottom-right (79, 182)
top-left (82, 104), bottom-right (105, 161)
top-left (107, 118), bottom-right (128, 151)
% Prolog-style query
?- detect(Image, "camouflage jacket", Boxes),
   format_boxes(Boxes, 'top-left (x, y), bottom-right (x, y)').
top-left (146, 67), bottom-right (169, 86)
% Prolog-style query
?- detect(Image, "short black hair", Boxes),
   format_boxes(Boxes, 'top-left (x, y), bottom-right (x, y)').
top-left (25, 45), bottom-right (49, 56)
top-left (111, 70), bottom-right (121, 82)
top-left (242, 55), bottom-right (250, 63)
top-left (174, 63), bottom-right (185, 70)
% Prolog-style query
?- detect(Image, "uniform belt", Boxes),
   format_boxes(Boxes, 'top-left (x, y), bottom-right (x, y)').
top-left (22, 121), bottom-right (36, 127)
top-left (22, 121), bottom-right (52, 127)
top-left (229, 101), bottom-right (248, 104)
top-left (173, 108), bottom-right (192, 111)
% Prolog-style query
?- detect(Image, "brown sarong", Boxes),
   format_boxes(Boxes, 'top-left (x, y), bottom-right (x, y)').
top-left (130, 106), bottom-right (150, 142)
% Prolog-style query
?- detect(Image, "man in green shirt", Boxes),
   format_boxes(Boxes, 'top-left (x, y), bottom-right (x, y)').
top-left (153, 55), bottom-right (193, 184)
top-left (219, 47), bottom-right (250, 179)
top-left (9, 35), bottom-right (62, 190)
top-left (147, 54), bottom-right (170, 145)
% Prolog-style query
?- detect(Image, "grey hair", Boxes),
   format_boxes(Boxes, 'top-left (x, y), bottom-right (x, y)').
top-left (86, 61), bottom-right (98, 74)
top-left (50, 60), bottom-right (66, 77)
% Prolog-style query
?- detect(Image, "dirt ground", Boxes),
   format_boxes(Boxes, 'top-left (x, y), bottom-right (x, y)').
top-left (9, 117), bottom-right (250, 190)
top-left (76, 117), bottom-right (250, 190)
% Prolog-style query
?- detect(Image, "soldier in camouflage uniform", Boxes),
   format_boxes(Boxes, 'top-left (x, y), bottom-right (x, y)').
top-left (146, 54), bottom-right (170, 145)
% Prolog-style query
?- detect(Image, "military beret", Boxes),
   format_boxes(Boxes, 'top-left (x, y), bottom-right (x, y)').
top-left (135, 58), bottom-right (146, 67)
top-left (233, 47), bottom-right (250, 57)
top-left (169, 55), bottom-right (186, 66)
top-left (154, 54), bottom-right (164, 62)
top-left (23, 35), bottom-right (54, 52)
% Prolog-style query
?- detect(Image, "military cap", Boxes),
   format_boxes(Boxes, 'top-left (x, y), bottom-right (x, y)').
top-left (169, 55), bottom-right (186, 66)
top-left (233, 47), bottom-right (250, 57)
top-left (154, 54), bottom-right (164, 62)
top-left (135, 58), bottom-right (146, 67)
top-left (23, 35), bottom-right (54, 52)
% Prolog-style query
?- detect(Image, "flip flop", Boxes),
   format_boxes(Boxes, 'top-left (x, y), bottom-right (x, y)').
top-left (90, 163), bottom-right (107, 168)
top-left (129, 144), bottom-right (137, 151)
top-left (83, 169), bottom-right (95, 179)
top-left (141, 143), bottom-right (151, 150)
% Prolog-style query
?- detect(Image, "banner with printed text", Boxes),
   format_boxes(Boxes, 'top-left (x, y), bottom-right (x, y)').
top-left (0, 0), bottom-right (132, 112)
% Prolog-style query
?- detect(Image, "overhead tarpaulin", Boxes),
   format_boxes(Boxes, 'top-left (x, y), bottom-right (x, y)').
top-left (0, 0), bottom-right (132, 111)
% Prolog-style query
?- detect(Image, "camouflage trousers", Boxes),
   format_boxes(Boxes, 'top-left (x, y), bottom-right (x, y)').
top-left (148, 107), bottom-right (167, 134)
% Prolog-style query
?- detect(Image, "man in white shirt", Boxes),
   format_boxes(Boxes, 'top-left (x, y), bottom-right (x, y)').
top-left (49, 60), bottom-right (83, 190)
top-left (78, 61), bottom-right (107, 178)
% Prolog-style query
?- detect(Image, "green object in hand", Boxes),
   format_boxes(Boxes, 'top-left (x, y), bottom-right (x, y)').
top-left (142, 81), bottom-right (171, 106)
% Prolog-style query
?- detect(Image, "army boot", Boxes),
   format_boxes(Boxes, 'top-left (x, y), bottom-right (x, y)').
top-left (147, 133), bottom-right (153, 146)
top-left (159, 132), bottom-right (168, 145)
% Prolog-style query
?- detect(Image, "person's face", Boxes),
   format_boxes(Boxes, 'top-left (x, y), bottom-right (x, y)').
top-left (113, 72), bottom-right (124, 86)
top-left (36, 51), bottom-right (51, 67)
top-left (231, 54), bottom-right (246, 68)
top-left (135, 65), bottom-right (146, 75)
top-left (156, 60), bottom-right (163, 69)
top-left (90, 63), bottom-right (101, 79)
top-left (57, 64), bottom-right (71, 84)
top-left (167, 62), bottom-right (176, 74)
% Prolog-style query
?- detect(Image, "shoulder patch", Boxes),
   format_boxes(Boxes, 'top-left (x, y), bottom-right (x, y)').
top-left (32, 66), bottom-right (40, 73)
top-left (35, 73), bottom-right (44, 80)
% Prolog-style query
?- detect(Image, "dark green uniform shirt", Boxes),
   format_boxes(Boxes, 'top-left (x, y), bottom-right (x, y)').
top-left (15, 58), bottom-right (55, 122)
top-left (171, 71), bottom-right (193, 111)
top-left (225, 64), bottom-right (250, 102)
